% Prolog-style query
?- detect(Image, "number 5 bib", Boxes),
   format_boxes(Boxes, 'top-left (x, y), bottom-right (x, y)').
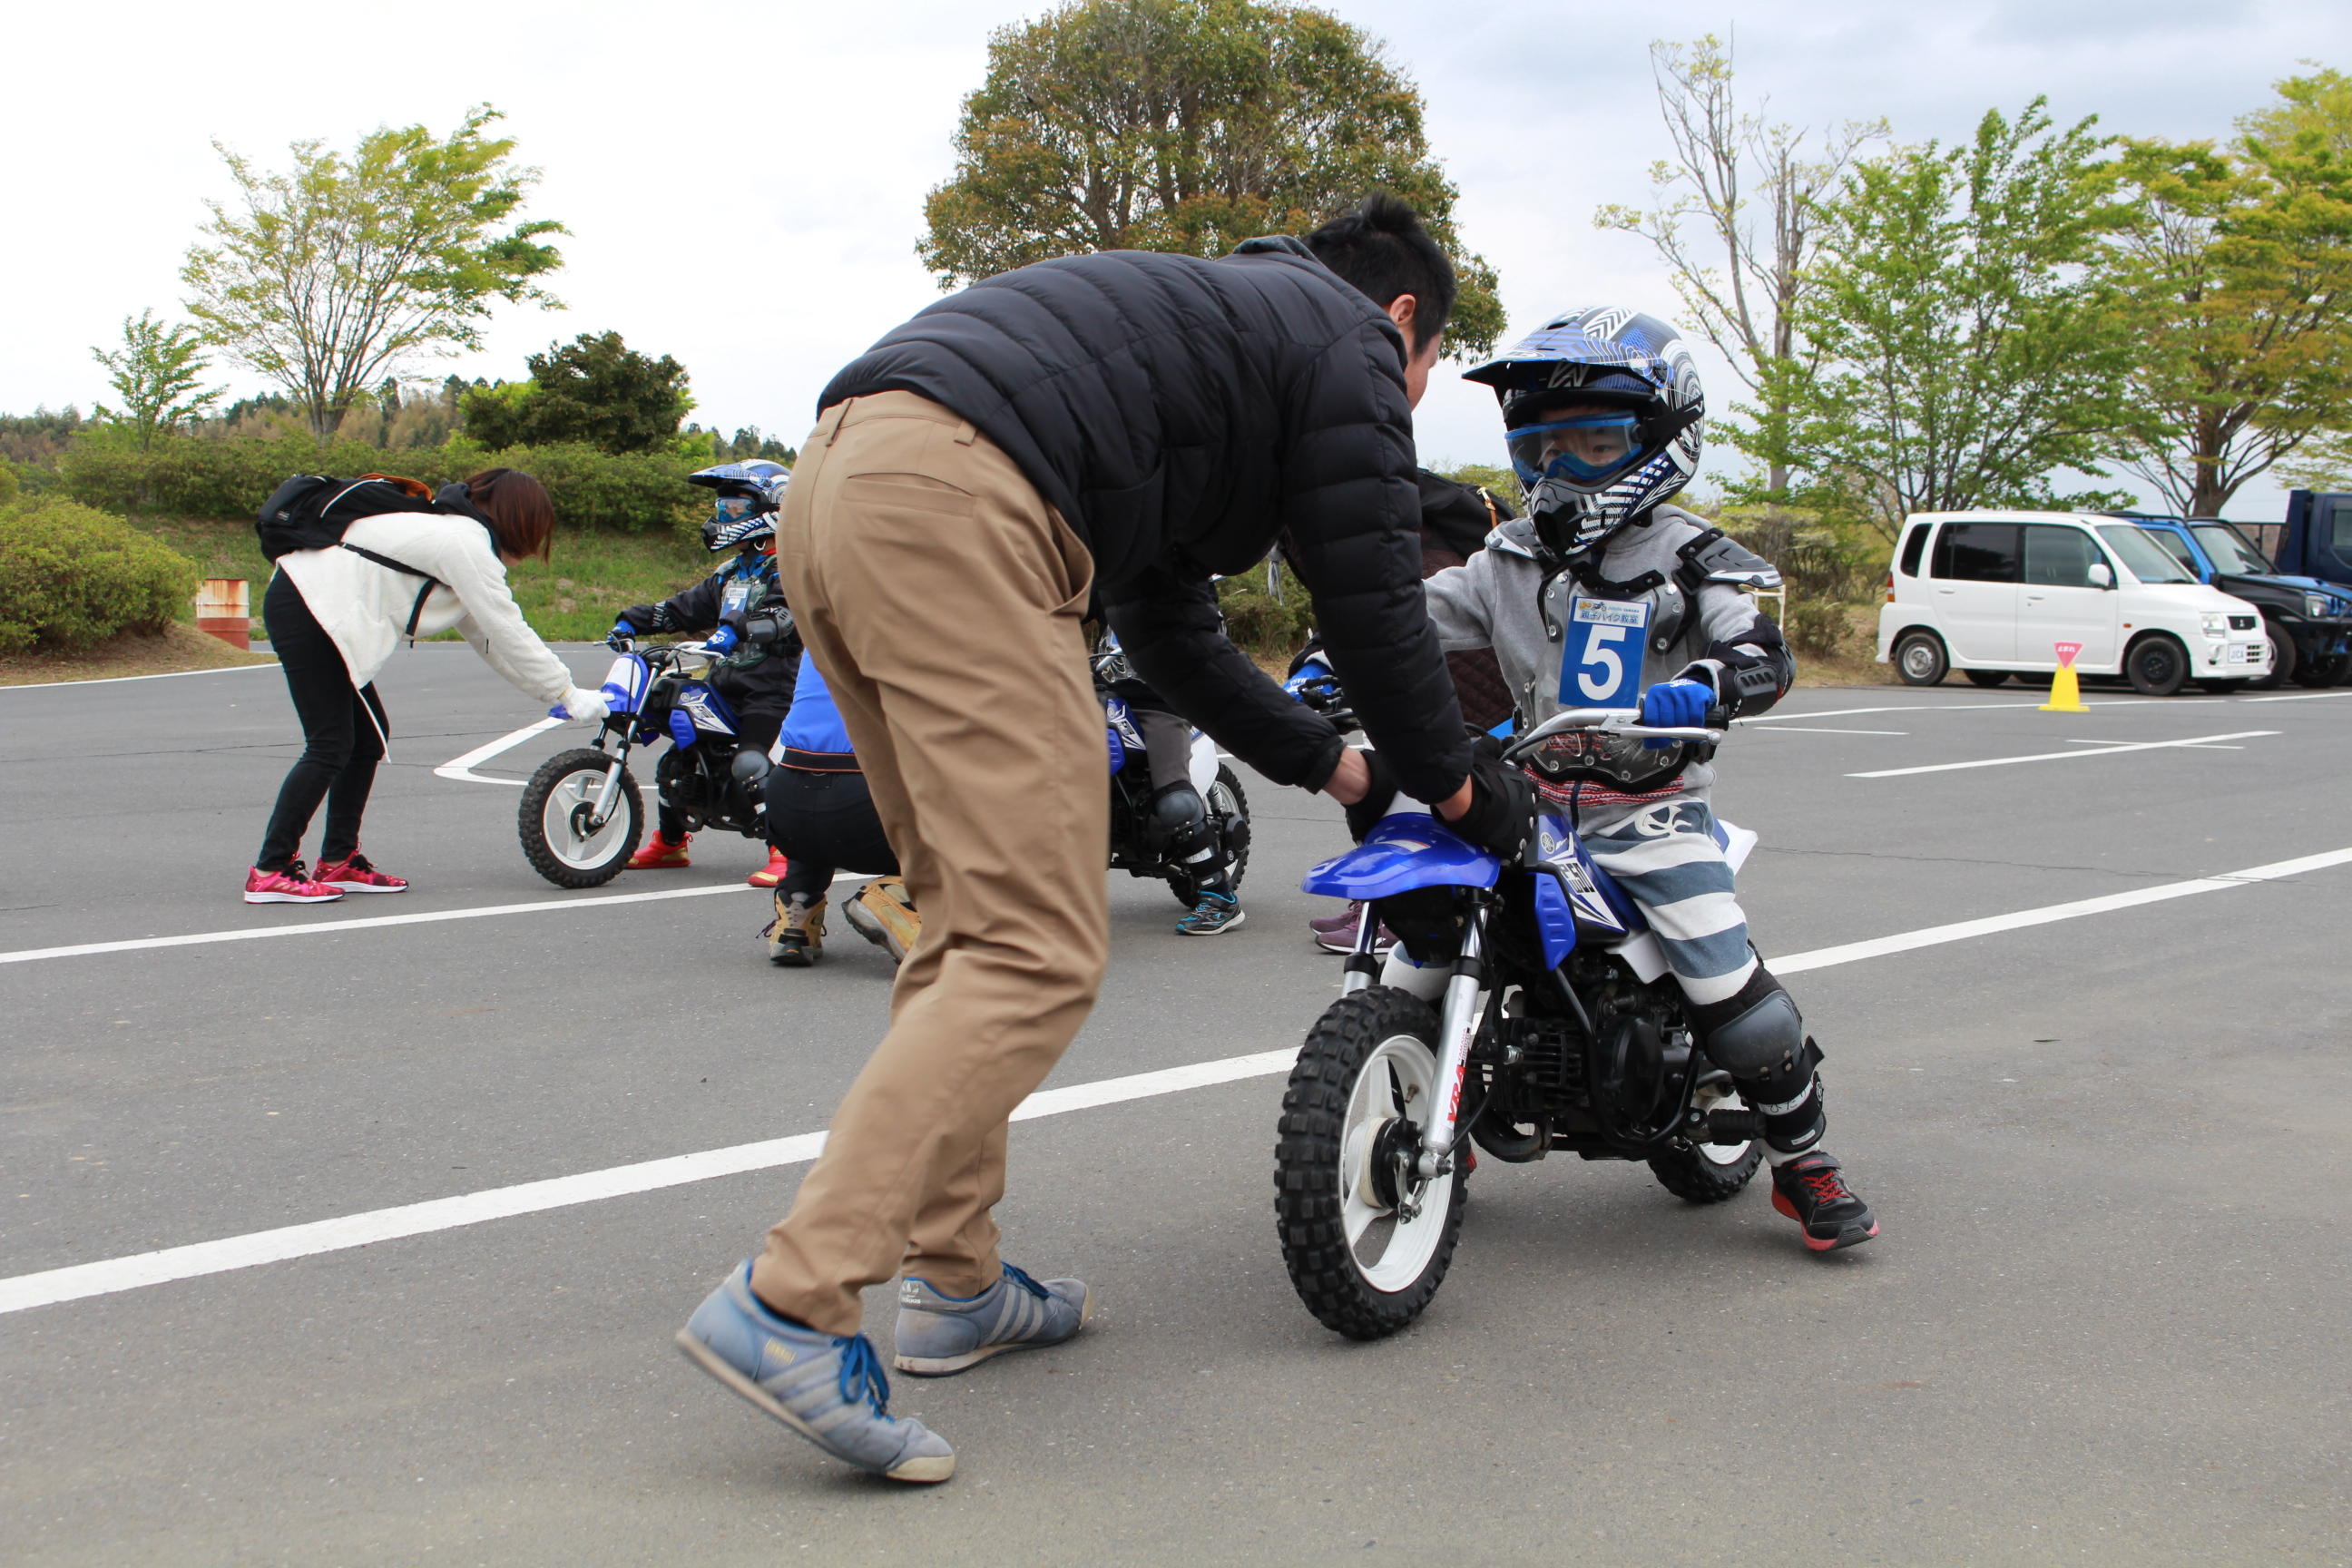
top-left (1558, 596), bottom-right (1651, 707)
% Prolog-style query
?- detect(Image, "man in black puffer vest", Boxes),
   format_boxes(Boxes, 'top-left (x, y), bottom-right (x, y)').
top-left (678, 197), bottom-right (1525, 1485)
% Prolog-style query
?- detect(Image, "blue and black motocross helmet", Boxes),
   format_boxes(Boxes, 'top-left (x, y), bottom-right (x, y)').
top-left (1465, 306), bottom-right (1705, 560)
top-left (688, 459), bottom-right (790, 554)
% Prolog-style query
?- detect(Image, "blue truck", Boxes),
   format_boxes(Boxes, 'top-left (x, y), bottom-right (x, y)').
top-left (2108, 502), bottom-right (2352, 688)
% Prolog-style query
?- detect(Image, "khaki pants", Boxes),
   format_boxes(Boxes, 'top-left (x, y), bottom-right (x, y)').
top-left (750, 391), bottom-right (1108, 1335)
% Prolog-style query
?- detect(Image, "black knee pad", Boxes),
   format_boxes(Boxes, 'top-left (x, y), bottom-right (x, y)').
top-left (1152, 783), bottom-right (1215, 863)
top-left (1700, 986), bottom-right (1807, 1078)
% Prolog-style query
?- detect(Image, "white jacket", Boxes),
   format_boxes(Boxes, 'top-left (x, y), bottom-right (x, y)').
top-left (274, 512), bottom-right (596, 712)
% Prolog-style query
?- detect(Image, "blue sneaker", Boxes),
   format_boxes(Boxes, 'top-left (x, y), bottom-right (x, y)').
top-left (894, 1262), bottom-right (1093, 1377)
top-left (676, 1261), bottom-right (956, 1483)
top-left (1175, 891), bottom-right (1245, 936)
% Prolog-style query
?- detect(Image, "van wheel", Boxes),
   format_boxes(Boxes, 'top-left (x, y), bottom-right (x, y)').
top-left (1893, 631), bottom-right (1948, 686)
top-left (2125, 634), bottom-right (2190, 696)
top-left (2250, 624), bottom-right (2294, 690)
top-left (1963, 670), bottom-right (2008, 689)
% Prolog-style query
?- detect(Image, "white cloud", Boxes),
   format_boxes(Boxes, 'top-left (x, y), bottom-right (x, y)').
top-left (6, 0), bottom-right (2348, 518)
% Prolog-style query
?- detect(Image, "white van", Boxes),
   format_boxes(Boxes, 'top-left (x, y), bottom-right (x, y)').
top-left (1877, 510), bottom-right (2271, 694)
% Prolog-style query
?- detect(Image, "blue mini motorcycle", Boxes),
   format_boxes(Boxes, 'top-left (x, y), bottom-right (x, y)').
top-left (517, 634), bottom-right (769, 887)
top-left (1273, 707), bottom-right (1766, 1339)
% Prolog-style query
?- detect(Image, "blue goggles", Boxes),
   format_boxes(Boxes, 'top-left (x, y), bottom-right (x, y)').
top-left (1504, 412), bottom-right (1645, 487)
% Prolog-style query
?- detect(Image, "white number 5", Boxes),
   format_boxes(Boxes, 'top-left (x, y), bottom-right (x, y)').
top-left (1577, 623), bottom-right (1626, 701)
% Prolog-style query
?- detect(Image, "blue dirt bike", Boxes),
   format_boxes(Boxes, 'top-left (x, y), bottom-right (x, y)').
top-left (516, 632), bottom-right (771, 887)
top-left (1272, 707), bottom-right (1768, 1339)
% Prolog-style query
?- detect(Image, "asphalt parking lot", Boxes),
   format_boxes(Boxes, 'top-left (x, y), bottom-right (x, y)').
top-left (3, 644), bottom-right (2347, 1566)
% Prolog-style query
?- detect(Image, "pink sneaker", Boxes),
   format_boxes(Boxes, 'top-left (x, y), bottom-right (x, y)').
top-left (314, 851), bottom-right (408, 894)
top-left (244, 861), bottom-right (345, 905)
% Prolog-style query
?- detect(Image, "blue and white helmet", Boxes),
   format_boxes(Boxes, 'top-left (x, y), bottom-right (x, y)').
top-left (689, 459), bottom-right (790, 553)
top-left (1465, 306), bottom-right (1705, 559)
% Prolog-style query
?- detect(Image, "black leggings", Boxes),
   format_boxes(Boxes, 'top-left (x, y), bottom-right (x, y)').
top-left (763, 766), bottom-right (897, 900)
top-left (257, 571), bottom-right (387, 872)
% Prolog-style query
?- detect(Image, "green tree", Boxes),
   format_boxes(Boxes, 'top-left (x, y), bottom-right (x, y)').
top-left (1594, 35), bottom-right (1884, 492)
top-left (1751, 100), bottom-right (2147, 537)
top-left (91, 310), bottom-right (224, 449)
top-left (918, 0), bottom-right (1503, 356)
top-left (181, 105), bottom-right (564, 437)
top-left (458, 332), bottom-right (694, 455)
top-left (2102, 69), bottom-right (2352, 517)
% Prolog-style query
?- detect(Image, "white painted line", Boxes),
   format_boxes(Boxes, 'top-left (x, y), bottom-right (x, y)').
top-left (8, 843), bottom-right (2350, 1317)
top-left (1740, 703), bottom-right (2038, 722)
top-left (0, 882), bottom-right (749, 966)
top-left (2242, 690), bottom-right (2352, 702)
top-left (1774, 846), bottom-right (2352, 975)
top-left (0, 662), bottom-right (279, 692)
top-left (1735, 725), bottom-right (1909, 736)
top-left (433, 717), bottom-right (565, 787)
top-left (0, 868), bottom-right (870, 968)
top-left (1847, 730), bottom-right (2278, 779)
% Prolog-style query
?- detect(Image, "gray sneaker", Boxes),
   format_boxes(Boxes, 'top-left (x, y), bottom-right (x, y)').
top-left (894, 1262), bottom-right (1093, 1377)
top-left (676, 1261), bottom-right (956, 1483)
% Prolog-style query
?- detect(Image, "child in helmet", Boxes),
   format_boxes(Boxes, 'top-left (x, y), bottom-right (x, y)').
top-left (1411, 306), bottom-right (1877, 1253)
top-left (1096, 630), bottom-right (1245, 935)
top-left (611, 459), bottom-right (801, 887)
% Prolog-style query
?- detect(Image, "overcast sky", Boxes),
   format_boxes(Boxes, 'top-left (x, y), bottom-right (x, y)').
top-left (7, 0), bottom-right (2348, 517)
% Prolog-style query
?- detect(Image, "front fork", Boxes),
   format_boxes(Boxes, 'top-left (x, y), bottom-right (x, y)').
top-left (1338, 896), bottom-right (1489, 1180)
top-left (587, 722), bottom-right (632, 830)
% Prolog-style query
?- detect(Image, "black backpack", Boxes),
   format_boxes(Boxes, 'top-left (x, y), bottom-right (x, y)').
top-left (256, 474), bottom-right (495, 635)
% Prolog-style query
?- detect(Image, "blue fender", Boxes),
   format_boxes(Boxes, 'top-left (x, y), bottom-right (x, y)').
top-left (1301, 812), bottom-right (1502, 901)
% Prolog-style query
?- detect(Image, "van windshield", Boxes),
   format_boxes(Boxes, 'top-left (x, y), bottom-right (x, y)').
top-left (2097, 525), bottom-right (2196, 583)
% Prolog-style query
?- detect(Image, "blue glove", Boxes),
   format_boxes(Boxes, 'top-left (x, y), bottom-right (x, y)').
top-left (706, 623), bottom-right (740, 655)
top-left (1638, 679), bottom-right (1714, 747)
top-left (1283, 658), bottom-right (1334, 700)
top-left (605, 619), bottom-right (635, 651)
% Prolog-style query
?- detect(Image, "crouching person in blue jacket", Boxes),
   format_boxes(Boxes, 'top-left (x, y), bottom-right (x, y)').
top-left (760, 652), bottom-right (919, 966)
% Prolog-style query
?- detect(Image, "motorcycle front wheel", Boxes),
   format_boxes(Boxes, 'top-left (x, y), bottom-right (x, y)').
top-left (518, 747), bottom-right (643, 887)
top-left (1275, 986), bottom-right (1466, 1339)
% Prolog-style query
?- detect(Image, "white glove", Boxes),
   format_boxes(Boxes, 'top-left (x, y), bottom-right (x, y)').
top-left (552, 687), bottom-right (610, 723)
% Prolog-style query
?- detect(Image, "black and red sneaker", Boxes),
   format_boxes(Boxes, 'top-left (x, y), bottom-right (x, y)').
top-left (1770, 1152), bottom-right (1878, 1252)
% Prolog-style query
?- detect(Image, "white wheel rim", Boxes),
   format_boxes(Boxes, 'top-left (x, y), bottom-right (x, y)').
top-left (540, 768), bottom-right (629, 870)
top-left (1690, 1078), bottom-right (1753, 1167)
top-left (1338, 1034), bottom-right (1455, 1294)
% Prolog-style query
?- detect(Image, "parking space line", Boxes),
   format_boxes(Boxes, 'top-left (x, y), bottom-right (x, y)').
top-left (0, 663), bottom-right (279, 692)
top-left (1735, 725), bottom-right (1909, 736)
top-left (2242, 690), bottom-right (2352, 702)
top-left (1848, 730), bottom-right (2278, 779)
top-left (433, 718), bottom-right (565, 787)
top-left (7, 842), bottom-right (2348, 1317)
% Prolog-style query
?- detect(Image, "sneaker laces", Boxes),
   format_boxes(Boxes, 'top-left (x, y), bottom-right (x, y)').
top-left (833, 1331), bottom-right (891, 1414)
top-left (1798, 1166), bottom-right (1850, 1204)
top-left (1001, 1262), bottom-right (1049, 1300)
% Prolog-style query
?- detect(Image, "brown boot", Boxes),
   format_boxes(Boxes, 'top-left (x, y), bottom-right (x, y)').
top-left (842, 876), bottom-right (920, 964)
top-left (764, 891), bottom-right (826, 967)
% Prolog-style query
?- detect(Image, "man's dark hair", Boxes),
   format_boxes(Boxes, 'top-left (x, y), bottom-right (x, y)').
top-left (1303, 193), bottom-right (1455, 352)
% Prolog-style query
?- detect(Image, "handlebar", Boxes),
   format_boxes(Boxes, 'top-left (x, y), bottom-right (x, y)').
top-left (1499, 707), bottom-right (1724, 763)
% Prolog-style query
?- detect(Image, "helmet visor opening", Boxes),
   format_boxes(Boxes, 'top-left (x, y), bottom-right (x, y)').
top-left (715, 495), bottom-right (759, 521)
top-left (1506, 413), bottom-right (1645, 488)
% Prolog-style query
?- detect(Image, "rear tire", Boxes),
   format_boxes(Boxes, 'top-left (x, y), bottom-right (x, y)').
top-left (1893, 631), bottom-right (1948, 686)
top-left (1649, 1081), bottom-right (1763, 1202)
top-left (1963, 670), bottom-right (2009, 689)
top-left (519, 748), bottom-right (643, 887)
top-left (2125, 634), bottom-right (2190, 696)
top-left (1275, 987), bottom-right (1466, 1340)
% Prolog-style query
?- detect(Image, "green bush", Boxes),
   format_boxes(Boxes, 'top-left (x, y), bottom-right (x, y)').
top-left (59, 430), bottom-right (704, 534)
top-left (1216, 557), bottom-right (1315, 663)
top-left (0, 496), bottom-right (201, 653)
top-left (1714, 503), bottom-right (1881, 659)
